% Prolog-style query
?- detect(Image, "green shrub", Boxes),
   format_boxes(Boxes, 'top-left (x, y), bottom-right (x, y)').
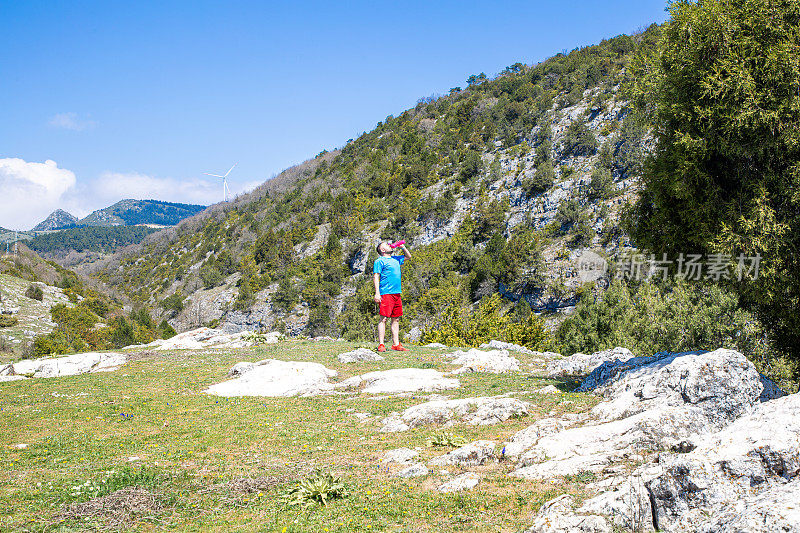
top-left (81, 297), bottom-right (109, 318)
top-left (568, 220), bottom-right (595, 248)
top-left (160, 294), bottom-right (185, 315)
top-left (588, 167), bottom-right (616, 200)
top-left (33, 331), bottom-right (72, 356)
top-left (131, 308), bottom-right (154, 330)
top-left (523, 161), bottom-right (555, 196)
top-left (199, 263), bottom-right (224, 289)
top-left (272, 278), bottom-right (299, 312)
top-left (459, 149), bottom-right (483, 182)
top-left (422, 294), bottom-right (548, 349)
top-left (306, 302), bottom-right (333, 337)
top-left (24, 285), bottom-right (44, 301)
top-left (614, 112), bottom-right (647, 175)
top-left (157, 320), bottom-right (177, 339)
top-left (562, 121), bottom-right (598, 158)
top-left (107, 316), bottom-right (136, 348)
top-left (556, 197), bottom-right (584, 228)
top-left (629, 0), bottom-right (800, 363)
top-left (556, 279), bottom-right (797, 391)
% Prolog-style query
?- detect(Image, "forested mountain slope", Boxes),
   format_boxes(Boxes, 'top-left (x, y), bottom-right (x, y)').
top-left (76, 199), bottom-right (206, 227)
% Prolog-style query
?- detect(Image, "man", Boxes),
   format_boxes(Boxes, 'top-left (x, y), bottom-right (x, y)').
top-left (373, 241), bottom-right (411, 352)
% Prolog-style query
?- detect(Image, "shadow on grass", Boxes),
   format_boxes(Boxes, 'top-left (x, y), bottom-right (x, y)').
top-left (550, 377), bottom-right (585, 393)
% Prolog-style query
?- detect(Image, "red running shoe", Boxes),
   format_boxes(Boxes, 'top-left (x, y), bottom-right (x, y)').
top-left (391, 344), bottom-right (409, 351)
top-left (377, 344), bottom-right (387, 352)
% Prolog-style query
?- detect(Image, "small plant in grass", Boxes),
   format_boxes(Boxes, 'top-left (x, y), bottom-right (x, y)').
top-left (58, 466), bottom-right (163, 503)
top-left (282, 471), bottom-right (348, 509)
top-left (564, 469), bottom-right (597, 483)
top-left (427, 432), bottom-right (467, 448)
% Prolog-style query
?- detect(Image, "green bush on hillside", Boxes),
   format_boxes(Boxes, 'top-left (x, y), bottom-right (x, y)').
top-left (421, 294), bottom-right (548, 349)
top-left (561, 121), bottom-right (598, 158)
top-left (588, 167), bottom-right (616, 200)
top-left (24, 285), bottom-right (44, 301)
top-left (523, 161), bottom-right (555, 196)
top-left (160, 293), bottom-right (185, 316)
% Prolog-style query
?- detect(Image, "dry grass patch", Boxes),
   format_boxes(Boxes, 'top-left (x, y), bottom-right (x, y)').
top-left (54, 486), bottom-right (170, 530)
top-left (199, 474), bottom-right (292, 508)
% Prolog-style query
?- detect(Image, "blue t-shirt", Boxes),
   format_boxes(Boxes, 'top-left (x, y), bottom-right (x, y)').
top-left (373, 255), bottom-right (405, 295)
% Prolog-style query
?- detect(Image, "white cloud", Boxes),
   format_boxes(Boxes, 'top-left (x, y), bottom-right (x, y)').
top-left (49, 112), bottom-right (97, 131)
top-left (93, 171), bottom-right (253, 206)
top-left (0, 158), bottom-right (76, 230)
top-left (0, 158), bottom-right (264, 231)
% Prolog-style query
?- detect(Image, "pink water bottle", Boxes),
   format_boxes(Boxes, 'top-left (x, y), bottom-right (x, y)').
top-left (389, 240), bottom-right (405, 249)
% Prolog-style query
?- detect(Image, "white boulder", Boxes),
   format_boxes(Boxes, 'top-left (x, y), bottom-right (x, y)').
top-left (525, 494), bottom-right (611, 533)
top-left (395, 463), bottom-right (429, 478)
top-left (480, 340), bottom-right (533, 354)
top-left (337, 348), bottom-right (384, 363)
top-left (9, 352), bottom-right (128, 379)
top-left (205, 359), bottom-right (337, 397)
top-left (448, 349), bottom-right (521, 374)
top-left (645, 391), bottom-right (800, 532)
top-left (437, 472), bottom-right (480, 493)
top-left (547, 347), bottom-right (634, 377)
top-left (336, 368), bottom-right (459, 394)
top-left (381, 396), bottom-right (528, 432)
top-left (511, 349), bottom-right (782, 480)
top-left (381, 448), bottom-right (419, 465)
top-left (149, 327), bottom-right (283, 351)
top-left (429, 440), bottom-right (496, 467)
top-left (503, 418), bottom-right (565, 460)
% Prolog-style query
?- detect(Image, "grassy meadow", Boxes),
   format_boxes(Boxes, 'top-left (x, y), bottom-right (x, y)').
top-left (0, 341), bottom-right (601, 532)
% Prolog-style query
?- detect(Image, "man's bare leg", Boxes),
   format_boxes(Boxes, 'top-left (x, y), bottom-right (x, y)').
top-left (391, 317), bottom-right (400, 347)
top-left (378, 316), bottom-right (387, 345)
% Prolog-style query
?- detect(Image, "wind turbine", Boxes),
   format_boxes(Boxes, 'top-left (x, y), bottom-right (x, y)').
top-left (204, 163), bottom-right (236, 202)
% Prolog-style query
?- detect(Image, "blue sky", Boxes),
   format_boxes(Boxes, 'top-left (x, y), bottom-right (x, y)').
top-left (0, 0), bottom-right (669, 230)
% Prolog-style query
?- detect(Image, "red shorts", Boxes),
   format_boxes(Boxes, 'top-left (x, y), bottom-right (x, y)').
top-left (379, 294), bottom-right (403, 318)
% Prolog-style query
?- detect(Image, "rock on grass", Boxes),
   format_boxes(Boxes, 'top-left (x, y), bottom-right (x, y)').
top-left (205, 359), bottom-right (337, 397)
top-left (337, 348), bottom-right (384, 363)
top-left (429, 440), bottom-right (496, 467)
top-left (381, 396), bottom-right (529, 432)
top-left (547, 347), bottom-right (634, 377)
top-left (448, 349), bottom-right (521, 374)
top-left (437, 472), bottom-right (481, 493)
top-left (336, 368), bottom-right (459, 394)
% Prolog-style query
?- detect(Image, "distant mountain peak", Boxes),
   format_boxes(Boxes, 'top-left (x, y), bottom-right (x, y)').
top-left (77, 199), bottom-right (206, 227)
top-left (32, 209), bottom-right (78, 231)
